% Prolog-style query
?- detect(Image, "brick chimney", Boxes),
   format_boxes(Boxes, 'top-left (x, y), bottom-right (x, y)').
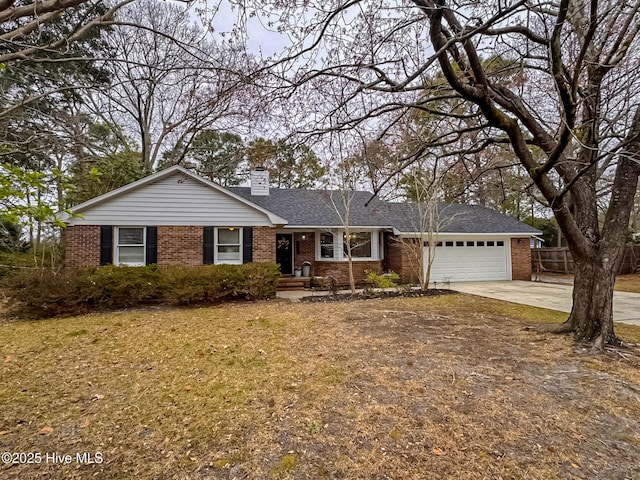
top-left (250, 167), bottom-right (269, 196)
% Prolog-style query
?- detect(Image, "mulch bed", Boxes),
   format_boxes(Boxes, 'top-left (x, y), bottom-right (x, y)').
top-left (300, 288), bottom-right (456, 302)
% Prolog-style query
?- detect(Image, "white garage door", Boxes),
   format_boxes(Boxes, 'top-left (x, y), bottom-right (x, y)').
top-left (424, 239), bottom-right (509, 283)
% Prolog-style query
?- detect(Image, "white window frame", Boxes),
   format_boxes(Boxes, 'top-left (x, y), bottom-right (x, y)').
top-left (114, 226), bottom-right (146, 266)
top-left (214, 227), bottom-right (243, 265)
top-left (316, 229), bottom-right (379, 261)
top-left (319, 231), bottom-right (335, 259)
top-left (343, 231), bottom-right (374, 259)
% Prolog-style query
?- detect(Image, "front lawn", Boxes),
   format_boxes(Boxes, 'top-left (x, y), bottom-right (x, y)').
top-left (1, 295), bottom-right (639, 479)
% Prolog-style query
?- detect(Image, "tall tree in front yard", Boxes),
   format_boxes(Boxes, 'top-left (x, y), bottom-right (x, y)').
top-left (1, 2), bottom-right (117, 247)
top-left (422, 0), bottom-right (640, 347)
top-left (66, 122), bottom-right (145, 207)
top-left (0, 0), bottom-right (129, 68)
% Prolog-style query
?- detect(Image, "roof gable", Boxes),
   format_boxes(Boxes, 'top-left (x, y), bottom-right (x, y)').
top-left (62, 166), bottom-right (288, 226)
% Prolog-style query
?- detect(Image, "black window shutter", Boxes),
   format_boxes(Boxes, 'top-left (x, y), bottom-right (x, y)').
top-left (100, 225), bottom-right (113, 265)
top-left (243, 227), bottom-right (253, 263)
top-left (203, 226), bottom-right (214, 264)
top-left (146, 226), bottom-right (158, 265)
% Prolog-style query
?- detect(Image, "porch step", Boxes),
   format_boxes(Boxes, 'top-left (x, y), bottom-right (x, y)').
top-left (277, 275), bottom-right (310, 290)
top-left (278, 284), bottom-right (306, 290)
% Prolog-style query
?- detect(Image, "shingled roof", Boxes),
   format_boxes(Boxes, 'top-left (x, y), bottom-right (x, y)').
top-left (384, 202), bottom-right (542, 234)
top-left (231, 186), bottom-right (541, 235)
top-left (229, 187), bottom-right (393, 227)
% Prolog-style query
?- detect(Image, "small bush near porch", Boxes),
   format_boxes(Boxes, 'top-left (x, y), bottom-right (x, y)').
top-left (1, 296), bottom-right (639, 479)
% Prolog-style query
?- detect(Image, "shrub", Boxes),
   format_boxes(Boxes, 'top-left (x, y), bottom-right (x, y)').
top-left (5, 267), bottom-right (87, 318)
top-left (162, 265), bottom-right (246, 305)
top-left (240, 262), bottom-right (280, 299)
top-left (83, 265), bottom-right (162, 308)
top-left (311, 274), bottom-right (340, 294)
top-left (5, 263), bottom-right (280, 319)
top-left (365, 270), bottom-right (400, 289)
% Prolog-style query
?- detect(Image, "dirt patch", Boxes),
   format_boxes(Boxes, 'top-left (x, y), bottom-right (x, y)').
top-left (340, 297), bottom-right (640, 478)
top-left (1, 295), bottom-right (640, 479)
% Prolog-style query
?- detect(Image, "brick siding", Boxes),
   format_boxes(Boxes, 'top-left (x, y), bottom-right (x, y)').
top-left (65, 225), bottom-right (268, 267)
top-left (294, 232), bottom-right (315, 272)
top-left (158, 226), bottom-right (202, 265)
top-left (385, 234), bottom-right (420, 284)
top-left (63, 225), bottom-right (101, 267)
top-left (253, 226), bottom-right (276, 262)
top-left (511, 237), bottom-right (532, 280)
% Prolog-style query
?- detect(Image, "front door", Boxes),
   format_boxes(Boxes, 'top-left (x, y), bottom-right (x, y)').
top-left (276, 233), bottom-right (293, 275)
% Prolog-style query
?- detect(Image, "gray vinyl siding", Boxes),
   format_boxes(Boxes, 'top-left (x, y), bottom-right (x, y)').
top-left (68, 172), bottom-right (273, 226)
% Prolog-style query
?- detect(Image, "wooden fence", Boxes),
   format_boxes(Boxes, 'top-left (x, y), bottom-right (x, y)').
top-left (531, 246), bottom-right (640, 275)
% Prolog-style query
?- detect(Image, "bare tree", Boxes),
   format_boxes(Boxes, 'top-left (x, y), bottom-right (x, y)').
top-left (324, 165), bottom-right (360, 294)
top-left (320, 132), bottom-right (377, 294)
top-left (92, 0), bottom-right (255, 172)
top-left (327, 190), bottom-right (357, 294)
top-left (401, 173), bottom-right (444, 291)
top-left (224, 0), bottom-right (640, 349)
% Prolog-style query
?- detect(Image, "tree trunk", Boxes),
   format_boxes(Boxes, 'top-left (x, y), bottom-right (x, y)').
top-left (556, 106), bottom-right (640, 347)
top-left (565, 256), bottom-right (618, 346)
top-left (346, 255), bottom-right (356, 294)
top-left (423, 240), bottom-right (433, 292)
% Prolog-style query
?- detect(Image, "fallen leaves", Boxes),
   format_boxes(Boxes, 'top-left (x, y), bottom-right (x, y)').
top-left (39, 426), bottom-right (53, 435)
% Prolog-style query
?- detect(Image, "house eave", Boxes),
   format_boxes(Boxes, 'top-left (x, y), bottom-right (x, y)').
top-left (396, 231), bottom-right (543, 237)
top-left (282, 225), bottom-right (395, 230)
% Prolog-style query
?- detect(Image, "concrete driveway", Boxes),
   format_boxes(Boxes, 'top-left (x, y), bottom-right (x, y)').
top-left (449, 281), bottom-right (640, 326)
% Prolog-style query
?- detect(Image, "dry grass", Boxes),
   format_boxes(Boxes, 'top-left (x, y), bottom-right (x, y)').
top-left (615, 274), bottom-right (640, 293)
top-left (1, 295), bottom-right (640, 479)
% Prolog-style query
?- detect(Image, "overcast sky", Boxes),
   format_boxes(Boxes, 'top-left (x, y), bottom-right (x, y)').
top-left (204, 1), bottom-right (290, 59)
